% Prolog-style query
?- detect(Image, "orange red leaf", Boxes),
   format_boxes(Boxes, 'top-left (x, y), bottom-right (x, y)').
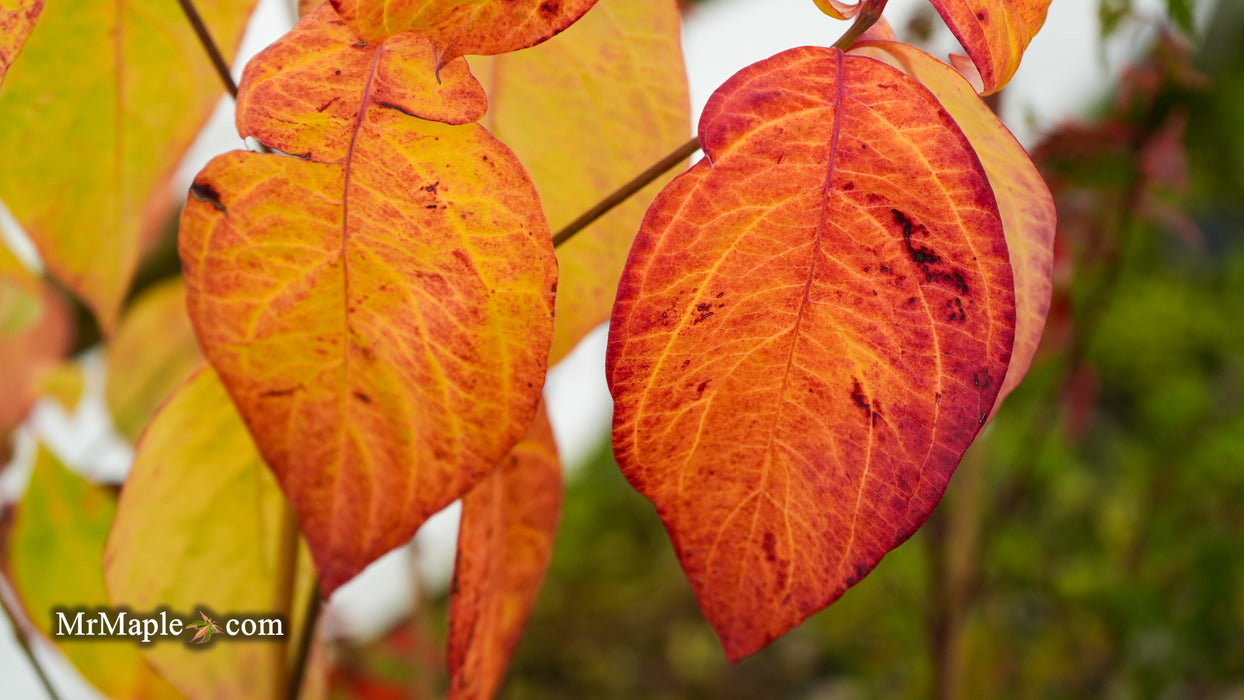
top-left (851, 39), bottom-right (1054, 414)
top-left (181, 4), bottom-right (556, 596)
top-left (607, 47), bottom-right (1016, 660)
top-left (330, 0), bottom-right (598, 62)
top-left (0, 0), bottom-right (41, 83)
top-left (474, 0), bottom-right (689, 363)
top-left (0, 0), bottom-right (256, 328)
top-left (926, 0), bottom-right (1052, 95)
top-left (448, 403), bottom-right (561, 700)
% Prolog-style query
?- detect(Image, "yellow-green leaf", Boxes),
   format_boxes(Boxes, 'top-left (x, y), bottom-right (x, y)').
top-left (474, 0), bottom-right (689, 363)
top-left (0, 0), bottom-right (41, 83)
top-left (0, 0), bottom-right (257, 328)
top-left (926, 0), bottom-right (1052, 95)
top-left (105, 367), bottom-right (319, 700)
top-left (330, 0), bottom-right (598, 61)
top-left (9, 447), bottom-right (179, 699)
top-left (851, 39), bottom-right (1055, 413)
top-left (181, 4), bottom-right (556, 596)
top-left (104, 279), bottom-right (202, 443)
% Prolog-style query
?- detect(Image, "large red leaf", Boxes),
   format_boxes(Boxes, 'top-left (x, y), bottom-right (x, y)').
top-left (0, 0), bottom-right (41, 83)
top-left (181, 4), bottom-right (556, 595)
top-left (607, 47), bottom-right (1016, 660)
top-left (851, 39), bottom-right (1054, 414)
top-left (926, 0), bottom-right (1052, 94)
top-left (330, 0), bottom-right (598, 62)
top-left (447, 403), bottom-right (561, 700)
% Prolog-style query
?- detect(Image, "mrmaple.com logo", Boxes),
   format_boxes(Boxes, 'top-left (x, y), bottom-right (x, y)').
top-left (52, 607), bottom-right (285, 646)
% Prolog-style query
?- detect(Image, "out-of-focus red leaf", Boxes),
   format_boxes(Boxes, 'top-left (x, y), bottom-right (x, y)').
top-left (447, 404), bottom-right (561, 700)
top-left (607, 47), bottom-right (1015, 660)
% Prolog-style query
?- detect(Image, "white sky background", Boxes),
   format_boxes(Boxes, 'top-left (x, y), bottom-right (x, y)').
top-left (0, 0), bottom-right (1217, 696)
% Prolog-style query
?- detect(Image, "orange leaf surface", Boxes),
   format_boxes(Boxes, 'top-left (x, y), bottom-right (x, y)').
top-left (181, 4), bottom-right (556, 595)
top-left (331, 0), bottom-right (597, 62)
top-left (926, 0), bottom-right (1052, 95)
top-left (0, 245), bottom-right (71, 439)
top-left (607, 47), bottom-right (1016, 660)
top-left (0, 0), bottom-right (256, 328)
top-left (851, 39), bottom-right (1054, 413)
top-left (0, 0), bottom-right (41, 83)
top-left (105, 368), bottom-right (320, 700)
top-left (473, 0), bottom-right (689, 363)
top-left (447, 403), bottom-right (561, 700)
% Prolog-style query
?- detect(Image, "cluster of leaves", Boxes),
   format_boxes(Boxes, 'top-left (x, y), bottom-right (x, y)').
top-left (0, 0), bottom-right (1067, 697)
top-left (403, 9), bottom-right (1242, 698)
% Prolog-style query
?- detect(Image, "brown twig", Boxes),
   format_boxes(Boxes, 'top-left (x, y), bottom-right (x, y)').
top-left (551, 136), bottom-right (701, 248)
top-left (286, 581), bottom-right (321, 700)
top-left (176, 0), bottom-right (239, 98)
top-left (0, 574), bottom-right (62, 700)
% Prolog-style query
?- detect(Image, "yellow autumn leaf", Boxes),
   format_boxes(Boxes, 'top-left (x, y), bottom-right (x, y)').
top-left (474, 0), bottom-right (690, 363)
top-left (104, 279), bottom-right (202, 443)
top-left (0, 0), bottom-right (257, 329)
top-left (105, 367), bottom-right (319, 700)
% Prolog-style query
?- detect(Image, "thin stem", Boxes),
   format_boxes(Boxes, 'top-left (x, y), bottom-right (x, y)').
top-left (0, 575), bottom-right (62, 700)
top-left (831, 0), bottom-right (890, 51)
top-left (271, 504), bottom-right (301, 700)
top-left (286, 581), bottom-right (322, 700)
top-left (551, 136), bottom-right (701, 248)
top-left (176, 0), bottom-right (239, 98)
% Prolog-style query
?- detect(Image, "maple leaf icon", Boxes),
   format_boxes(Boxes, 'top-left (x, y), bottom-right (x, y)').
top-left (186, 611), bottom-right (223, 645)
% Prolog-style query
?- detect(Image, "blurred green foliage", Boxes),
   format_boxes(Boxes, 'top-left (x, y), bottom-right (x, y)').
top-left (430, 4), bottom-right (1244, 699)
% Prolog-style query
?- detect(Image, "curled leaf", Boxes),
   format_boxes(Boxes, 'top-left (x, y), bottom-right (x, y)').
top-left (607, 47), bottom-right (1015, 660)
top-left (926, 0), bottom-right (1053, 94)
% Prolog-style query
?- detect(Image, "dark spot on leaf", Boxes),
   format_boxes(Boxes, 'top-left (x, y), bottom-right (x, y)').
top-left (892, 209), bottom-right (939, 264)
top-left (693, 311), bottom-right (714, 324)
top-left (696, 380), bottom-right (709, 395)
top-left (716, 292), bottom-right (725, 298)
top-left (189, 182), bottom-right (226, 214)
top-left (976, 11), bottom-right (986, 20)
top-left (353, 391), bottom-right (371, 403)
top-left (316, 97), bottom-right (339, 113)
top-left (762, 531), bottom-right (777, 562)
top-left (352, 41), bottom-right (367, 48)
top-left (540, 0), bottom-right (560, 13)
top-left (850, 380), bottom-right (872, 421)
top-left (260, 386), bottom-right (301, 398)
